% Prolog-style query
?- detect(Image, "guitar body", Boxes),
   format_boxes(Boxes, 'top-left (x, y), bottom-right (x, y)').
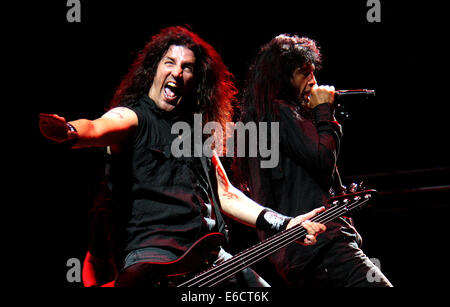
top-left (114, 232), bottom-right (225, 287)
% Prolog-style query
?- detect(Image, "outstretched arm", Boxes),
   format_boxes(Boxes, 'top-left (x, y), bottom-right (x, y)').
top-left (212, 152), bottom-right (326, 245)
top-left (39, 107), bottom-right (138, 148)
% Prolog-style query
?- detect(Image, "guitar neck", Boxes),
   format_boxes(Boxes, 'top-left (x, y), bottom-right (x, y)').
top-left (178, 190), bottom-right (374, 287)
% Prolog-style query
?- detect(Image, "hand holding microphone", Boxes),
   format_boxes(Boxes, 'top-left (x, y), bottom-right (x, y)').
top-left (306, 85), bottom-right (375, 109)
top-left (307, 84), bottom-right (335, 109)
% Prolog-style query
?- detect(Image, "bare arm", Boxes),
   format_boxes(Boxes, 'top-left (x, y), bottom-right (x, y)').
top-left (211, 152), bottom-right (326, 245)
top-left (39, 107), bottom-right (138, 148)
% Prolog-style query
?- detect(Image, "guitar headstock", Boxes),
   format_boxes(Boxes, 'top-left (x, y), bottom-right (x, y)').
top-left (326, 188), bottom-right (378, 214)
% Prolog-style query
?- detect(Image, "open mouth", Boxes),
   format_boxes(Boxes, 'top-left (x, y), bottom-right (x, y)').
top-left (164, 81), bottom-right (181, 104)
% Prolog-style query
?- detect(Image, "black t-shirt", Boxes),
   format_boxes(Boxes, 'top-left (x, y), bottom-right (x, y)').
top-left (110, 95), bottom-right (215, 257)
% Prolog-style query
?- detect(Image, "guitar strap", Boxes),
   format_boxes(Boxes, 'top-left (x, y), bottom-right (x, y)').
top-left (199, 155), bottom-right (229, 243)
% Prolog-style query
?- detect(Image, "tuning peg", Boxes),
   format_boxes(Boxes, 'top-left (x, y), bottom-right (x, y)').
top-left (358, 181), bottom-right (366, 191)
top-left (329, 187), bottom-right (336, 197)
top-left (349, 182), bottom-right (358, 193)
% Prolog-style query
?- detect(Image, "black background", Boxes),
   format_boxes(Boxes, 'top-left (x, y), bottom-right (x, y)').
top-left (17, 0), bottom-right (450, 291)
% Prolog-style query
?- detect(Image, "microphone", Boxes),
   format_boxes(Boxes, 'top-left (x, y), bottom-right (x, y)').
top-left (335, 89), bottom-right (375, 99)
top-left (333, 89), bottom-right (376, 118)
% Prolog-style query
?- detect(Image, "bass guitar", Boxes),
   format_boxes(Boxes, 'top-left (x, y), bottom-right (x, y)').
top-left (115, 189), bottom-right (377, 287)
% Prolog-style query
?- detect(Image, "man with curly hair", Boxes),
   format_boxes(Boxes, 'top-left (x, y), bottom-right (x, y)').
top-left (234, 33), bottom-right (392, 287)
top-left (39, 27), bottom-right (326, 287)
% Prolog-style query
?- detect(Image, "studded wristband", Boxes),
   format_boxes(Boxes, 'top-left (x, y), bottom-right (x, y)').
top-left (256, 209), bottom-right (292, 234)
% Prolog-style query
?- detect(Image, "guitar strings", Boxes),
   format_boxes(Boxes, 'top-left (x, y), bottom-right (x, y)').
top-left (181, 197), bottom-right (368, 287)
top-left (204, 198), bottom-right (370, 287)
top-left (179, 195), bottom-right (371, 287)
top-left (199, 198), bottom-right (370, 287)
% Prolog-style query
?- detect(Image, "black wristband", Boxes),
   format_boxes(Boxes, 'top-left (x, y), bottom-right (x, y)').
top-left (256, 209), bottom-right (292, 234)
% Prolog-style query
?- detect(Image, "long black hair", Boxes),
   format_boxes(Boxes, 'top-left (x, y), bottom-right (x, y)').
top-left (239, 34), bottom-right (322, 124)
top-left (232, 34), bottom-right (322, 189)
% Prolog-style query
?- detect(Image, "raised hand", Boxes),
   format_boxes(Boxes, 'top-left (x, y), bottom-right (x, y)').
top-left (39, 113), bottom-right (78, 143)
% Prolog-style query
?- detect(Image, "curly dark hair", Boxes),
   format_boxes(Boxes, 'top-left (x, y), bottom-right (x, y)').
top-left (239, 34), bottom-right (322, 124)
top-left (110, 26), bottom-right (236, 135)
top-left (232, 34), bottom-right (322, 189)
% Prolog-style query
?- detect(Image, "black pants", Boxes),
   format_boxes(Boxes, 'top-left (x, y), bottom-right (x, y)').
top-left (285, 236), bottom-right (393, 287)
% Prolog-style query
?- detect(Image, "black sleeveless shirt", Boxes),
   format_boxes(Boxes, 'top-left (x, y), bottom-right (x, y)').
top-left (110, 95), bottom-right (215, 257)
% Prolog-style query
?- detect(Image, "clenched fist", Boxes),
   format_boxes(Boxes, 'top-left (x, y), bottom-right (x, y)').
top-left (307, 84), bottom-right (335, 109)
